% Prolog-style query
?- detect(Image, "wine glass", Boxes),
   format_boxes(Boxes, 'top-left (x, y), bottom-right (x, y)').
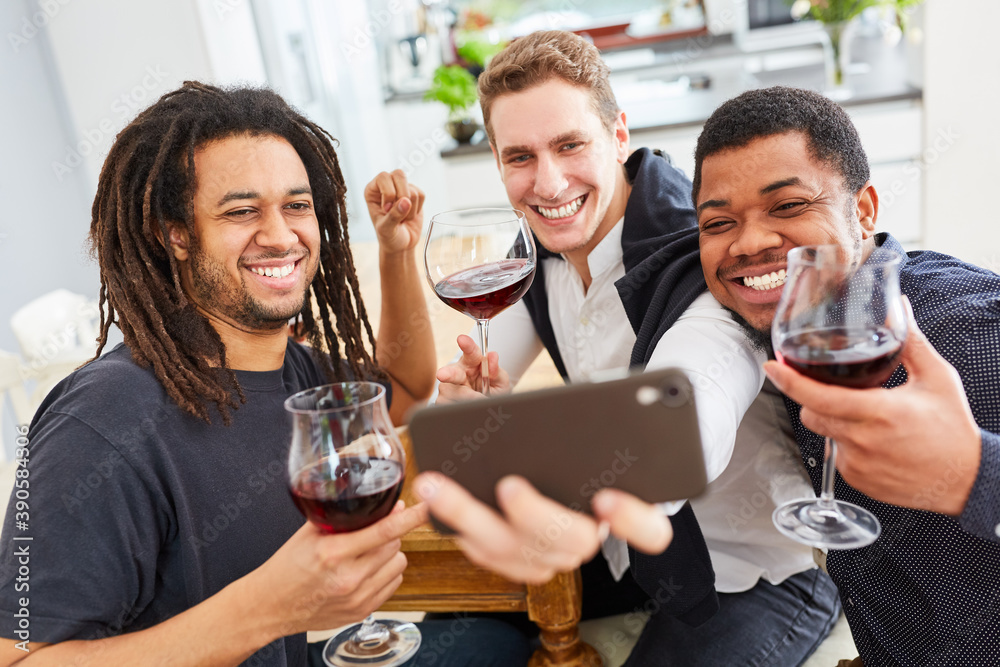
top-left (424, 208), bottom-right (537, 395)
top-left (285, 382), bottom-right (420, 667)
top-left (771, 244), bottom-right (908, 549)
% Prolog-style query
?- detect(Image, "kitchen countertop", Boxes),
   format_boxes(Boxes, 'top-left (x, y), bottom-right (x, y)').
top-left (439, 28), bottom-right (921, 159)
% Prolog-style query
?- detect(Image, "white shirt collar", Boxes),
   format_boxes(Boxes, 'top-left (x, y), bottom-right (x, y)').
top-left (563, 216), bottom-right (625, 282)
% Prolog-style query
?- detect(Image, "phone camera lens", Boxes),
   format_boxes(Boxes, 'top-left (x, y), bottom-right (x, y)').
top-left (659, 379), bottom-right (691, 407)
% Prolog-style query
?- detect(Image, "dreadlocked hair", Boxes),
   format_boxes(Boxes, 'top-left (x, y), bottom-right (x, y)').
top-left (89, 81), bottom-right (385, 425)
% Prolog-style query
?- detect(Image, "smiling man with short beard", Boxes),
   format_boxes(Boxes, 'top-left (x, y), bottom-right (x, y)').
top-left (0, 82), bottom-right (530, 667)
top-left (690, 85), bottom-right (1000, 666)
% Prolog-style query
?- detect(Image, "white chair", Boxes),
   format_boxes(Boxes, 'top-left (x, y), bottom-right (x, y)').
top-left (10, 289), bottom-right (99, 410)
top-left (0, 349), bottom-right (32, 464)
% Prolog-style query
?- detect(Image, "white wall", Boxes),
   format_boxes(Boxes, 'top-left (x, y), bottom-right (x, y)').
top-left (0, 0), bottom-right (100, 449)
top-left (305, 0), bottom-right (396, 233)
top-left (0, 0), bottom-right (267, 454)
top-left (922, 0), bottom-right (1000, 268)
top-left (43, 0), bottom-right (266, 188)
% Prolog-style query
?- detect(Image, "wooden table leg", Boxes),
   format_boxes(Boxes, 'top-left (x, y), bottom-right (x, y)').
top-left (525, 570), bottom-right (603, 667)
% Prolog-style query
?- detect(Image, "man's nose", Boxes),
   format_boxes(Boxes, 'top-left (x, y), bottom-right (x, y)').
top-left (255, 208), bottom-right (300, 251)
top-left (533, 155), bottom-right (568, 202)
top-left (729, 218), bottom-right (783, 258)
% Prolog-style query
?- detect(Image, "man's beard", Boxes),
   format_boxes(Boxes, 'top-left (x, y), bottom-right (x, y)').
top-left (723, 306), bottom-right (774, 357)
top-left (188, 241), bottom-right (310, 330)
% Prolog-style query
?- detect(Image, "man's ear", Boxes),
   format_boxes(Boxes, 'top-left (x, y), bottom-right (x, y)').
top-left (159, 223), bottom-right (190, 262)
top-left (855, 182), bottom-right (878, 239)
top-left (614, 111), bottom-right (630, 164)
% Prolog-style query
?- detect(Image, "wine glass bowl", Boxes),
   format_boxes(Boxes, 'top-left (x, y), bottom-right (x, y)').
top-left (424, 208), bottom-right (536, 395)
top-left (286, 383), bottom-right (405, 533)
top-left (771, 244), bottom-right (908, 550)
top-left (773, 245), bottom-right (908, 390)
top-left (285, 382), bottom-right (420, 667)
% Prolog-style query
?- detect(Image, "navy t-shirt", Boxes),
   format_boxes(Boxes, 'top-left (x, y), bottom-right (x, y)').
top-left (0, 341), bottom-right (332, 665)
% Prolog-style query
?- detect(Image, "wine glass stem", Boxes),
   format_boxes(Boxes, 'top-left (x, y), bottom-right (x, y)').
top-left (477, 319), bottom-right (490, 396)
top-left (819, 436), bottom-right (838, 510)
top-left (352, 613), bottom-right (390, 644)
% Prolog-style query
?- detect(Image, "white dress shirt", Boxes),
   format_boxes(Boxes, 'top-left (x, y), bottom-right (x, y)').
top-left (485, 218), bottom-right (816, 591)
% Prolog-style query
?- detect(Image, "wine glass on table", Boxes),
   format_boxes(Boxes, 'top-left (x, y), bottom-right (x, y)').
top-left (771, 244), bottom-right (908, 549)
top-left (285, 382), bottom-right (419, 667)
top-left (424, 208), bottom-right (536, 395)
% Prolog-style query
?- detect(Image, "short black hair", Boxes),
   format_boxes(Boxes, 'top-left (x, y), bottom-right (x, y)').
top-left (692, 86), bottom-right (870, 205)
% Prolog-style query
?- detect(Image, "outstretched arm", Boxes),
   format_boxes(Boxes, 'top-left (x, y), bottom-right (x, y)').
top-left (420, 292), bottom-right (764, 583)
top-left (646, 291), bottom-right (766, 484)
top-left (364, 170), bottom-right (436, 423)
top-left (0, 502), bottom-right (428, 666)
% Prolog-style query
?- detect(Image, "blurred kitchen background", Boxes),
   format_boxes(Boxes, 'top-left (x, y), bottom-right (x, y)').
top-left (0, 0), bottom-right (998, 455)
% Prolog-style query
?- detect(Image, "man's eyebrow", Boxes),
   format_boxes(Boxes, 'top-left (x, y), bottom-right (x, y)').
top-left (500, 145), bottom-right (531, 160)
top-left (215, 186), bottom-right (312, 207)
top-left (697, 177), bottom-right (805, 215)
top-left (549, 132), bottom-right (587, 148)
top-left (760, 177), bottom-right (802, 195)
top-left (697, 199), bottom-right (728, 215)
top-left (217, 190), bottom-right (259, 207)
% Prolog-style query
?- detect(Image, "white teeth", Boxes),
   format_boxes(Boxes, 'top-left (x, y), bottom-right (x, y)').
top-left (250, 263), bottom-right (294, 278)
top-left (538, 195), bottom-right (584, 220)
top-left (741, 269), bottom-right (788, 291)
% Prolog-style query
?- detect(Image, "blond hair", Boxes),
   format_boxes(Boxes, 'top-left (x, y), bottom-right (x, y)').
top-left (478, 30), bottom-right (620, 145)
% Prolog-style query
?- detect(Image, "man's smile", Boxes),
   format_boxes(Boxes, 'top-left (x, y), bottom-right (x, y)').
top-left (531, 194), bottom-right (587, 221)
top-left (249, 262), bottom-right (295, 278)
top-left (243, 256), bottom-right (306, 289)
top-left (721, 262), bottom-right (789, 304)
top-left (739, 269), bottom-right (787, 291)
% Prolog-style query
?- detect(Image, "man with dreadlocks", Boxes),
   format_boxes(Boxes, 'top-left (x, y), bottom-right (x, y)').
top-left (0, 82), bottom-right (529, 666)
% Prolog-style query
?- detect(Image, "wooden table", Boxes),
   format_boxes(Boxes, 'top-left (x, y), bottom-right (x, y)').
top-left (381, 428), bottom-right (602, 666)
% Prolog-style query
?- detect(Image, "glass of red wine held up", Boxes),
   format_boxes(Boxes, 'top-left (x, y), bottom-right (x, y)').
top-left (772, 244), bottom-right (908, 550)
top-left (424, 208), bottom-right (536, 395)
top-left (285, 382), bottom-right (418, 667)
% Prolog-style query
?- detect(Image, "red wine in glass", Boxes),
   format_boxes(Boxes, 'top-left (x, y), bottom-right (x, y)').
top-left (433, 258), bottom-right (535, 321)
top-left (290, 456), bottom-right (404, 534)
top-left (771, 244), bottom-right (908, 550)
top-left (424, 208), bottom-right (537, 396)
top-left (285, 382), bottom-right (419, 666)
top-left (777, 326), bottom-right (903, 389)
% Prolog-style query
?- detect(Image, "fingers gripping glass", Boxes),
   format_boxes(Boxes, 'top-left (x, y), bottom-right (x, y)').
top-left (424, 208), bottom-right (537, 396)
top-left (771, 245), bottom-right (908, 550)
top-left (285, 382), bottom-right (420, 667)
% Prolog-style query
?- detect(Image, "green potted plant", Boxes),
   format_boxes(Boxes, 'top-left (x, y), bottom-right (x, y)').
top-left (790, 0), bottom-right (924, 88)
top-left (423, 34), bottom-right (504, 144)
top-left (424, 64), bottom-right (480, 143)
